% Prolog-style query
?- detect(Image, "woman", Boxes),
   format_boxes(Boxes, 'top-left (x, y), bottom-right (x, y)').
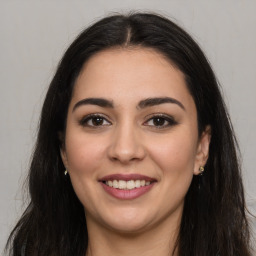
top-left (6, 12), bottom-right (253, 256)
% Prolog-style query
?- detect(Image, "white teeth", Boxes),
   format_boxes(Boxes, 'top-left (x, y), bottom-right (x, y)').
top-left (118, 180), bottom-right (126, 189)
top-left (105, 180), bottom-right (152, 190)
top-left (112, 180), bottom-right (118, 188)
top-left (127, 180), bottom-right (135, 189)
top-left (135, 180), bottom-right (141, 188)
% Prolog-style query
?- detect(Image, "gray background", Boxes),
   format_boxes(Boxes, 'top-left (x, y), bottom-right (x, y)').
top-left (1, 0), bottom-right (256, 253)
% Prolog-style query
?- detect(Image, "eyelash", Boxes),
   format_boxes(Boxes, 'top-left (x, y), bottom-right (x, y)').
top-left (79, 113), bottom-right (178, 129)
top-left (144, 114), bottom-right (178, 129)
top-left (79, 114), bottom-right (111, 127)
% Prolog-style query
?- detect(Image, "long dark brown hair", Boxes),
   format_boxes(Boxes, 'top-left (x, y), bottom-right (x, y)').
top-left (6, 12), bottom-right (253, 256)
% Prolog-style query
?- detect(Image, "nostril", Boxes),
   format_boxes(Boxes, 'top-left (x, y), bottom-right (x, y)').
top-left (107, 144), bottom-right (146, 163)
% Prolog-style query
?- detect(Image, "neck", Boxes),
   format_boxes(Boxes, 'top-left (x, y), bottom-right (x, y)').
top-left (85, 213), bottom-right (181, 256)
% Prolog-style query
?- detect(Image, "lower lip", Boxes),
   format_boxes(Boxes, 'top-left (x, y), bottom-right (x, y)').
top-left (100, 182), bottom-right (155, 200)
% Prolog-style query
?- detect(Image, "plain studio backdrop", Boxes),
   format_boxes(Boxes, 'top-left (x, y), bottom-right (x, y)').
top-left (0, 0), bottom-right (256, 253)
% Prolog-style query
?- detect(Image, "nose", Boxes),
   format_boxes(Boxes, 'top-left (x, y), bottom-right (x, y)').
top-left (107, 123), bottom-right (146, 164)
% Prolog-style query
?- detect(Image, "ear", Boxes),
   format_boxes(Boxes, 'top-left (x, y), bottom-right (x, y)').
top-left (58, 132), bottom-right (68, 169)
top-left (193, 125), bottom-right (211, 175)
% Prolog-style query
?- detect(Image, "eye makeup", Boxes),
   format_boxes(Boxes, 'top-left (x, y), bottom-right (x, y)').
top-left (78, 112), bottom-right (178, 130)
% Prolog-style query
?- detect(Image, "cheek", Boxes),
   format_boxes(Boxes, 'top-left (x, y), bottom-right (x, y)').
top-left (65, 133), bottom-right (106, 175)
top-left (146, 131), bottom-right (197, 209)
top-left (146, 129), bottom-right (198, 178)
top-left (64, 133), bottom-right (108, 210)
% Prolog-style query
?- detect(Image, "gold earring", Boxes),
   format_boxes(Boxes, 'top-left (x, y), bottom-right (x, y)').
top-left (64, 170), bottom-right (68, 175)
top-left (199, 166), bottom-right (204, 174)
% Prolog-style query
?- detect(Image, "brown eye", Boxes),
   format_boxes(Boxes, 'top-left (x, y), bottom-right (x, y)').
top-left (91, 117), bottom-right (104, 126)
top-left (144, 115), bottom-right (177, 129)
top-left (152, 117), bottom-right (166, 126)
top-left (80, 114), bottom-right (111, 127)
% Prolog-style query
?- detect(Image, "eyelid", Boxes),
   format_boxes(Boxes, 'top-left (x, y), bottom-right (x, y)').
top-left (78, 112), bottom-right (177, 129)
top-left (143, 113), bottom-right (178, 128)
top-left (79, 113), bottom-right (112, 127)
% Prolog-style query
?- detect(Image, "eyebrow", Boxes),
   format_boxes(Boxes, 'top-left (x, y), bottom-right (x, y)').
top-left (72, 97), bottom-right (185, 112)
top-left (138, 97), bottom-right (185, 111)
top-left (72, 98), bottom-right (114, 112)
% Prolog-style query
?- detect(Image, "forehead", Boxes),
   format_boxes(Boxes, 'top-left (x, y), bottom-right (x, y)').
top-left (71, 47), bottom-right (194, 109)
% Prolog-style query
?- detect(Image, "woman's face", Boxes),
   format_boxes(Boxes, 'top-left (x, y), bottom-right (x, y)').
top-left (61, 48), bottom-right (210, 234)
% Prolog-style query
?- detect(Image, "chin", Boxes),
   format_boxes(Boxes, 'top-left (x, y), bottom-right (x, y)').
top-left (106, 220), bottom-right (151, 234)
top-left (98, 208), bottom-right (155, 234)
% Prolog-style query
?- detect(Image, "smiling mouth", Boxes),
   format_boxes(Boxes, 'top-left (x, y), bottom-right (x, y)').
top-left (99, 174), bottom-right (157, 199)
top-left (103, 179), bottom-right (153, 190)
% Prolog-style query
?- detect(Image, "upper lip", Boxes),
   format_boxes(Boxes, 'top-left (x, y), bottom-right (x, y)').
top-left (99, 173), bottom-right (157, 182)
